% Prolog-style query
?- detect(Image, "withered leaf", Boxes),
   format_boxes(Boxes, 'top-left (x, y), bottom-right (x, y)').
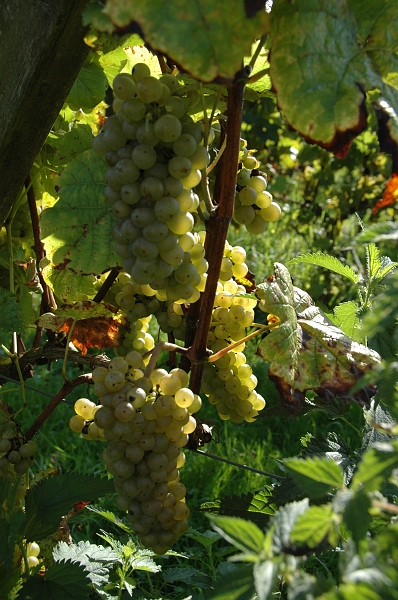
top-left (372, 172), bottom-right (398, 215)
top-left (256, 263), bottom-right (380, 412)
top-left (36, 301), bottom-right (126, 355)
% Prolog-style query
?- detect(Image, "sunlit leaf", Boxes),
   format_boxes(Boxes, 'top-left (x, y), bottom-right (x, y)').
top-left (103, 0), bottom-right (268, 82)
top-left (256, 263), bottom-right (380, 411)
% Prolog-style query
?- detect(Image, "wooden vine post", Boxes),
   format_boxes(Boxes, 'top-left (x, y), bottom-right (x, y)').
top-left (0, 0), bottom-right (90, 225)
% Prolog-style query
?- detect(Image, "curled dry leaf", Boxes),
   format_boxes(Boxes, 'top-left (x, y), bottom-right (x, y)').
top-left (256, 263), bottom-right (380, 412)
top-left (36, 301), bottom-right (127, 355)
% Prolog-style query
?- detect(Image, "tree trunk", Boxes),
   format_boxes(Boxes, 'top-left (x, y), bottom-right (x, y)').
top-left (0, 0), bottom-right (90, 225)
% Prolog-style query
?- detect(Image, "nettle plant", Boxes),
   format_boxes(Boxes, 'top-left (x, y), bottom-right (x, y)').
top-left (0, 0), bottom-right (398, 598)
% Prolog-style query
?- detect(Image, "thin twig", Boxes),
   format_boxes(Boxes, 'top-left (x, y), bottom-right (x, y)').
top-left (190, 448), bottom-right (285, 481)
top-left (24, 374), bottom-right (92, 441)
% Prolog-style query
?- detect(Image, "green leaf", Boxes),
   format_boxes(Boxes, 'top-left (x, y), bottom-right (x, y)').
top-left (301, 432), bottom-right (356, 486)
top-left (185, 528), bottom-right (222, 549)
top-left (100, 42), bottom-right (160, 86)
top-left (366, 243), bottom-right (382, 279)
top-left (40, 149), bottom-right (119, 302)
top-left (270, 0), bottom-right (398, 153)
top-left (356, 221), bottom-right (398, 244)
top-left (244, 43), bottom-right (272, 101)
top-left (103, 0), bottom-right (268, 82)
top-left (163, 566), bottom-right (211, 588)
top-left (272, 499), bottom-right (309, 553)
top-left (66, 52), bottom-right (108, 112)
top-left (208, 514), bottom-right (265, 556)
top-left (85, 505), bottom-right (131, 532)
top-left (16, 559), bottom-right (91, 599)
top-left (50, 125), bottom-right (94, 167)
top-left (351, 442), bottom-right (398, 493)
top-left (362, 271), bottom-right (398, 338)
top-left (343, 490), bottom-right (371, 547)
top-left (200, 490), bottom-right (275, 527)
top-left (253, 560), bottom-right (279, 600)
top-left (290, 504), bottom-right (336, 548)
top-left (290, 254), bottom-right (359, 284)
top-left (284, 457), bottom-right (344, 498)
top-left (52, 540), bottom-right (119, 588)
top-left (334, 301), bottom-right (361, 340)
top-left (0, 289), bottom-right (24, 339)
top-left (24, 473), bottom-right (114, 541)
top-left (206, 564), bottom-right (255, 600)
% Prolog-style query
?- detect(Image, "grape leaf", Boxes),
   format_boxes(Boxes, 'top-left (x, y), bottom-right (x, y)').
top-left (270, 0), bottom-right (398, 156)
top-left (40, 149), bottom-right (119, 302)
top-left (50, 125), bottom-right (94, 167)
top-left (24, 473), bottom-right (114, 541)
top-left (16, 560), bottom-right (91, 600)
top-left (36, 302), bottom-right (126, 355)
top-left (256, 263), bottom-right (380, 412)
top-left (0, 289), bottom-right (24, 339)
top-left (66, 51), bottom-right (108, 112)
top-left (102, 0), bottom-right (268, 82)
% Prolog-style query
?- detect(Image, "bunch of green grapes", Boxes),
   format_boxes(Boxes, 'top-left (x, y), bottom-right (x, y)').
top-left (234, 157), bottom-right (281, 233)
top-left (197, 241), bottom-right (266, 421)
top-left (202, 352), bottom-right (265, 423)
top-left (92, 64), bottom-right (210, 305)
top-left (0, 431), bottom-right (37, 479)
top-left (89, 353), bottom-right (201, 554)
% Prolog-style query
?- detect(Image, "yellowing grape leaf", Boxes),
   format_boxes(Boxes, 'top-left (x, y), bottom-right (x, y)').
top-left (256, 263), bottom-right (380, 412)
top-left (102, 0), bottom-right (268, 82)
top-left (269, 0), bottom-right (398, 156)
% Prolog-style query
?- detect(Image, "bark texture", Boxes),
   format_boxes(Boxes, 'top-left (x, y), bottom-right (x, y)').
top-left (0, 0), bottom-right (90, 224)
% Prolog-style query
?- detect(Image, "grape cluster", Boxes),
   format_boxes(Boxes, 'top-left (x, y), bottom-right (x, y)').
top-left (92, 64), bottom-right (210, 305)
top-left (0, 433), bottom-right (37, 479)
top-left (234, 158), bottom-right (281, 234)
top-left (89, 354), bottom-right (200, 554)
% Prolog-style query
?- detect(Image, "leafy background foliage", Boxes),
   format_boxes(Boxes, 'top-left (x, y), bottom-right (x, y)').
top-left (0, 0), bottom-right (397, 599)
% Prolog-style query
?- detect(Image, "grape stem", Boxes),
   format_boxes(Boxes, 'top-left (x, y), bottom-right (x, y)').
top-left (187, 74), bottom-right (246, 393)
top-left (191, 448), bottom-right (285, 481)
top-left (207, 322), bottom-right (279, 363)
top-left (62, 319), bottom-right (77, 381)
top-left (143, 341), bottom-right (188, 378)
top-left (206, 136), bottom-right (227, 175)
top-left (24, 373), bottom-right (92, 441)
